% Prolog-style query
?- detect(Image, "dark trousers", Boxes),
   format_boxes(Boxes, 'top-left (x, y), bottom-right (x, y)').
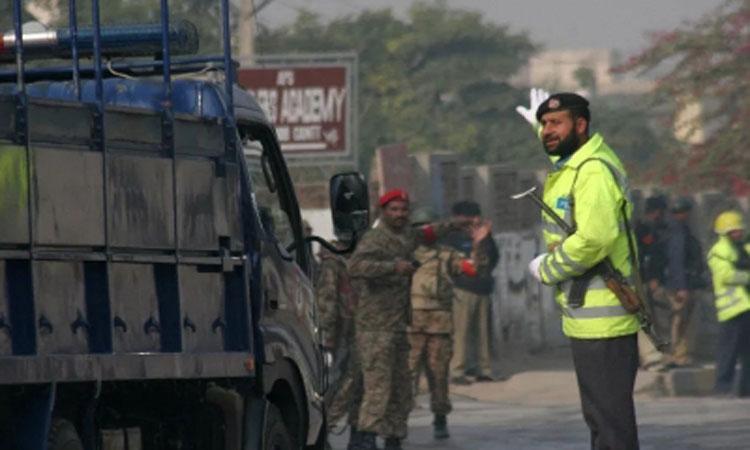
top-left (570, 333), bottom-right (639, 450)
top-left (714, 311), bottom-right (750, 396)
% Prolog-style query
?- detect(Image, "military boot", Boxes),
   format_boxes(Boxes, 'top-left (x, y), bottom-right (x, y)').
top-left (346, 426), bottom-right (362, 450)
top-left (433, 414), bottom-right (450, 439)
top-left (355, 431), bottom-right (379, 450)
top-left (384, 437), bottom-right (402, 450)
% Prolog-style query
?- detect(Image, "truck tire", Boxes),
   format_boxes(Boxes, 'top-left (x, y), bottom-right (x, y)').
top-left (47, 418), bottom-right (84, 450)
top-left (264, 403), bottom-right (297, 450)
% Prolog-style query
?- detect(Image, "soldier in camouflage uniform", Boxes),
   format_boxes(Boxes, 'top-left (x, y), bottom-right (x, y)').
top-left (348, 190), bottom-right (467, 450)
top-left (316, 239), bottom-right (363, 450)
top-left (407, 208), bottom-right (493, 440)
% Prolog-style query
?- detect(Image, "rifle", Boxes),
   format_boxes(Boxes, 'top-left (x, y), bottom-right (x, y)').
top-left (323, 319), bottom-right (353, 408)
top-left (512, 186), bottom-right (669, 351)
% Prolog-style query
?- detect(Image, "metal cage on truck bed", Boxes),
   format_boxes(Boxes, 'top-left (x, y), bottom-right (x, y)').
top-left (0, 0), bottom-right (332, 448)
top-left (0, 0), bottom-right (265, 385)
top-left (0, 78), bottom-right (262, 383)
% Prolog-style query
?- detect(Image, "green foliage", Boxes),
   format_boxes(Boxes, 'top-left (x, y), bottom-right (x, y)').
top-left (615, 0), bottom-right (750, 189)
top-left (257, 1), bottom-right (541, 171)
top-left (2, 1), bottom-right (675, 182)
top-left (592, 95), bottom-right (678, 174)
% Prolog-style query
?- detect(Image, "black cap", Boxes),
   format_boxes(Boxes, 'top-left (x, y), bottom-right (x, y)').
top-left (452, 200), bottom-right (481, 217)
top-left (536, 92), bottom-right (591, 122)
top-left (644, 195), bottom-right (668, 213)
top-left (670, 196), bottom-right (693, 213)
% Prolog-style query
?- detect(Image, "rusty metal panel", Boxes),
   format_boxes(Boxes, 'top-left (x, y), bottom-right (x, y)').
top-left (110, 263), bottom-right (161, 353)
top-left (177, 159), bottom-right (218, 251)
top-left (0, 143), bottom-right (29, 245)
top-left (173, 118), bottom-right (224, 158)
top-left (34, 147), bottom-right (105, 246)
top-left (34, 261), bottom-right (89, 355)
top-left (0, 353), bottom-right (254, 385)
top-left (108, 154), bottom-right (175, 249)
top-left (179, 266), bottom-right (224, 353)
top-left (28, 101), bottom-right (91, 147)
top-left (104, 109), bottom-right (161, 153)
top-left (215, 163), bottom-right (243, 251)
top-left (176, 160), bottom-right (243, 252)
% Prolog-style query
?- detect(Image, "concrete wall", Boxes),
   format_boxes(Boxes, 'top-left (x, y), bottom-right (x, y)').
top-left (460, 165), bottom-right (541, 232)
top-left (490, 230), bottom-right (566, 357)
top-left (410, 152), bottom-right (462, 217)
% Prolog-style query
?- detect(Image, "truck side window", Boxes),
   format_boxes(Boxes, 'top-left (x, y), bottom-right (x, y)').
top-left (243, 140), bottom-right (295, 250)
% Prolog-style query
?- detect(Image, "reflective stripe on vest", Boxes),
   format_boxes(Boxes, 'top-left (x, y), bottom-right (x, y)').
top-left (559, 277), bottom-right (608, 293)
top-left (556, 246), bottom-right (588, 273)
top-left (716, 287), bottom-right (741, 312)
top-left (561, 304), bottom-right (629, 319)
top-left (543, 221), bottom-right (560, 236)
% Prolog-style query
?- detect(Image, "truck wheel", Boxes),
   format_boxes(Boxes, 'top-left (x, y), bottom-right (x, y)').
top-left (47, 418), bottom-right (84, 450)
top-left (264, 404), bottom-right (297, 450)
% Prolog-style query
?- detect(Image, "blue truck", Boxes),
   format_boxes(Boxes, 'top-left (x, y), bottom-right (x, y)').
top-left (0, 1), bottom-right (369, 449)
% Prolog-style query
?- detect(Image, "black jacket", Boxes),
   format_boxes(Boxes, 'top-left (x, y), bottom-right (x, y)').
top-left (665, 220), bottom-right (707, 290)
top-left (635, 219), bottom-right (668, 283)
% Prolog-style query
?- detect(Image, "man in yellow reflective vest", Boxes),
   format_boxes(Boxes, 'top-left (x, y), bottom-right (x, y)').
top-left (707, 210), bottom-right (750, 397)
top-left (518, 90), bottom-right (641, 449)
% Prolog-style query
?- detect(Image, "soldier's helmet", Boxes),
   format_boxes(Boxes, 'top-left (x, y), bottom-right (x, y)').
top-left (411, 207), bottom-right (438, 226)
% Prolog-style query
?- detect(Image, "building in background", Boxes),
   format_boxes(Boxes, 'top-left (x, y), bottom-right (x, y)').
top-left (513, 49), bottom-right (652, 96)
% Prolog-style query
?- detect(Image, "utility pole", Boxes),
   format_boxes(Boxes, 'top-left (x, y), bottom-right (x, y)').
top-left (238, 0), bottom-right (256, 63)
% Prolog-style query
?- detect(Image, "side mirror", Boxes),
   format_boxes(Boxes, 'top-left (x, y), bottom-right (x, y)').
top-left (330, 172), bottom-right (370, 239)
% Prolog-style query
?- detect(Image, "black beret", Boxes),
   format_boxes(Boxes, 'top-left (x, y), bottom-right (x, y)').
top-left (451, 200), bottom-right (481, 217)
top-left (536, 92), bottom-right (590, 121)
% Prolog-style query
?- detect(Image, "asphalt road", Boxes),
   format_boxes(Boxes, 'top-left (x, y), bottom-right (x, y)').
top-left (329, 348), bottom-right (750, 450)
top-left (331, 394), bottom-right (750, 450)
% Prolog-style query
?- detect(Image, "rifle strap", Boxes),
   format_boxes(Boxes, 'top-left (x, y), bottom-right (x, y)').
top-left (568, 157), bottom-right (667, 348)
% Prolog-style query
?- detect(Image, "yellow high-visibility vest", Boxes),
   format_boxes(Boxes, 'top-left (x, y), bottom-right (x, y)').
top-left (539, 133), bottom-right (640, 339)
top-left (707, 236), bottom-right (750, 323)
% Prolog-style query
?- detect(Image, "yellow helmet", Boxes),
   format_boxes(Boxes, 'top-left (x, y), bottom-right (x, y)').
top-left (714, 210), bottom-right (745, 235)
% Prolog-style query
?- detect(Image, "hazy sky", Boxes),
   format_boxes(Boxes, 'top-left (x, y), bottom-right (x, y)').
top-left (257, 0), bottom-right (725, 54)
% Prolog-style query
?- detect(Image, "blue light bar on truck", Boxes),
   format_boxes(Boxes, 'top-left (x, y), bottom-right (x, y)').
top-left (0, 20), bottom-right (199, 62)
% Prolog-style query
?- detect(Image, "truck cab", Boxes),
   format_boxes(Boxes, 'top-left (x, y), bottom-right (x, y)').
top-left (0, 3), bottom-right (368, 449)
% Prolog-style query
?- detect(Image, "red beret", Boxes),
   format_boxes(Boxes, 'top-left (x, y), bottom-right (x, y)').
top-left (379, 189), bottom-right (409, 207)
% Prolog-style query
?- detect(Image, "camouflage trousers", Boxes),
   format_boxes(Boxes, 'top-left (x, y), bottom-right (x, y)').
top-left (356, 330), bottom-right (412, 439)
top-left (326, 347), bottom-right (363, 429)
top-left (408, 332), bottom-right (452, 415)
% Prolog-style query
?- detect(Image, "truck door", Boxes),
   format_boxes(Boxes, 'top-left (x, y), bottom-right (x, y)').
top-left (242, 134), bottom-right (324, 418)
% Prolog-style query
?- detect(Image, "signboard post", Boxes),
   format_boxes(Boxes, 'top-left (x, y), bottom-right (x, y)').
top-left (237, 53), bottom-right (358, 167)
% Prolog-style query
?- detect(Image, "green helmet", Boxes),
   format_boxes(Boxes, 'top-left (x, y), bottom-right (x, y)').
top-left (411, 207), bottom-right (438, 225)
